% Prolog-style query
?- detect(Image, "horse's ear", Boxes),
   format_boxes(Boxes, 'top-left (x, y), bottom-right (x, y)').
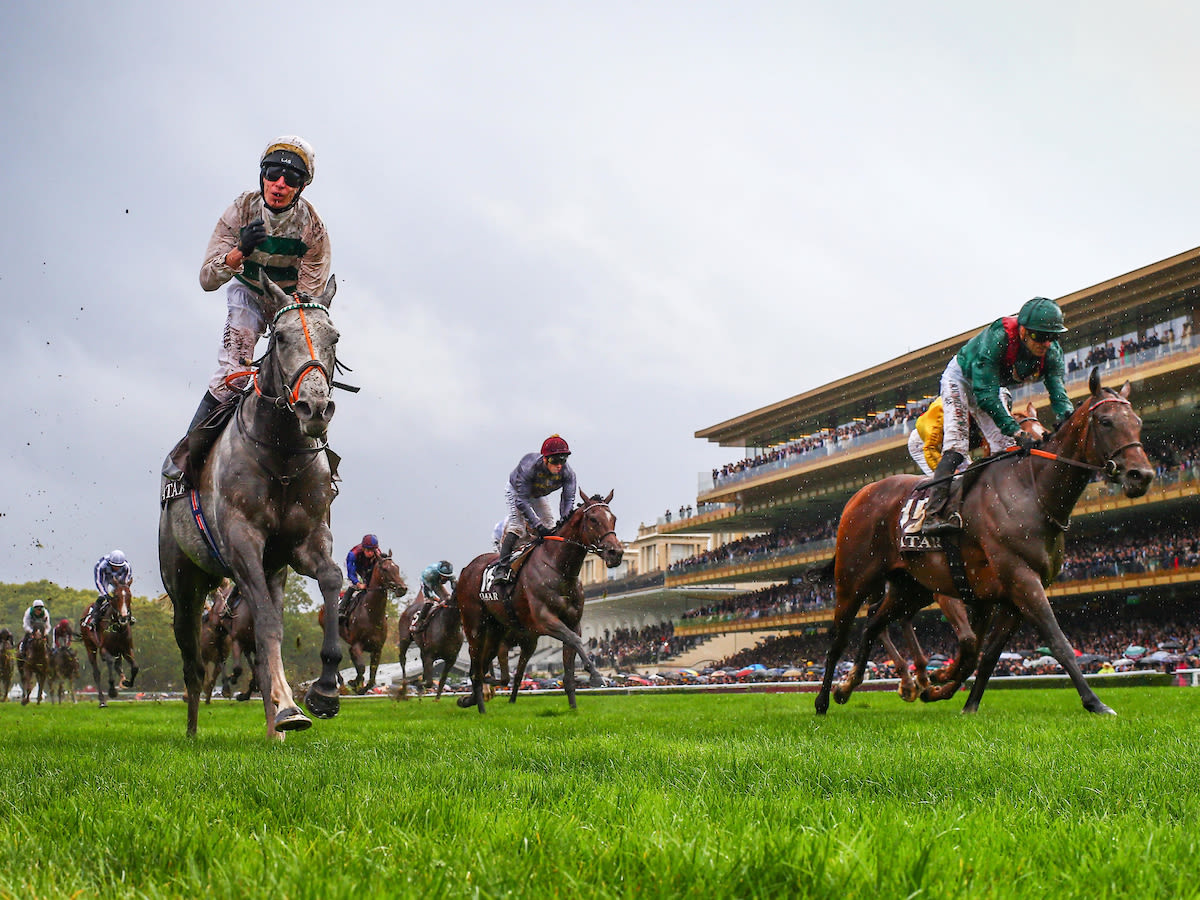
top-left (603, 490), bottom-right (614, 503)
top-left (319, 274), bottom-right (337, 308)
top-left (579, 487), bottom-right (588, 504)
top-left (1088, 366), bottom-right (1101, 395)
top-left (262, 273), bottom-right (290, 309)
top-left (1119, 380), bottom-right (1132, 399)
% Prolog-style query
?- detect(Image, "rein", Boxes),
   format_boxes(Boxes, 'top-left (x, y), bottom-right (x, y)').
top-left (1028, 396), bottom-right (1142, 480)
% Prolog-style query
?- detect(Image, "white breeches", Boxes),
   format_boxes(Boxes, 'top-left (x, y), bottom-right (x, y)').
top-left (940, 358), bottom-right (1011, 458)
top-left (208, 284), bottom-right (267, 400)
top-left (503, 488), bottom-right (554, 540)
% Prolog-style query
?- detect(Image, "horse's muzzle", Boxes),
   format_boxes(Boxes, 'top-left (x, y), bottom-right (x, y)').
top-left (602, 546), bottom-right (624, 568)
top-left (1120, 465), bottom-right (1154, 498)
top-left (295, 398), bottom-right (336, 436)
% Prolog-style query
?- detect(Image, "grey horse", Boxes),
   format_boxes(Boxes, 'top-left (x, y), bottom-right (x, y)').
top-left (159, 275), bottom-right (345, 739)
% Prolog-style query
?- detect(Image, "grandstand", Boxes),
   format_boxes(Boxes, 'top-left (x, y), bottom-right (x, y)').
top-left (583, 243), bottom-right (1200, 670)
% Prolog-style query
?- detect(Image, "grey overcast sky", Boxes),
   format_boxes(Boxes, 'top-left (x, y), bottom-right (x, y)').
top-left (3, 2), bottom-right (1199, 597)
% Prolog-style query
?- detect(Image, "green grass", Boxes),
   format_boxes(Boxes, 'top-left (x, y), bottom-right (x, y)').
top-left (0, 687), bottom-right (1198, 899)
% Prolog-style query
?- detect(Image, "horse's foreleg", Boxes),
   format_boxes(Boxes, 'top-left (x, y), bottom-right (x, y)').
top-left (1015, 575), bottom-right (1113, 715)
top-left (367, 649), bottom-right (381, 691)
top-left (539, 620), bottom-right (603, 689)
top-left (301, 552), bottom-right (343, 722)
top-left (349, 643), bottom-right (367, 695)
top-left (929, 594), bottom-right (976, 686)
top-left (816, 584), bottom-right (876, 715)
top-left (421, 649), bottom-right (435, 693)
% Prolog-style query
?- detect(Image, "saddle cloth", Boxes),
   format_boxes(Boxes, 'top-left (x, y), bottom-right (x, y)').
top-left (897, 480), bottom-right (964, 552)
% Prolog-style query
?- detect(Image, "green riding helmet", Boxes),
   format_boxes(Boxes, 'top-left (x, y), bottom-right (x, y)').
top-left (1017, 297), bottom-right (1068, 333)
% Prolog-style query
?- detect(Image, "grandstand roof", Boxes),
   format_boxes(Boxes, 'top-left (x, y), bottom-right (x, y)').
top-left (696, 244), bottom-right (1200, 448)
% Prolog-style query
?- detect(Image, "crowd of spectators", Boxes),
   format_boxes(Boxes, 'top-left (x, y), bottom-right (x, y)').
top-left (711, 405), bottom-right (927, 486)
top-left (1070, 329), bottom-right (1173, 374)
top-left (668, 520), bottom-right (838, 573)
top-left (1058, 520), bottom-right (1200, 582)
top-left (679, 582), bottom-right (834, 622)
top-left (587, 622), bottom-right (703, 669)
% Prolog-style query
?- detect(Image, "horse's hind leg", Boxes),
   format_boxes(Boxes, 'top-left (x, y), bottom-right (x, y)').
top-left (961, 606), bottom-right (1019, 713)
top-left (539, 620), bottom-right (604, 689)
top-left (927, 594), bottom-right (976, 686)
top-left (881, 627), bottom-right (918, 702)
top-left (508, 640), bottom-right (535, 704)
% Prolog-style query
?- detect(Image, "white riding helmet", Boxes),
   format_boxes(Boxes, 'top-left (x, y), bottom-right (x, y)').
top-left (109, 550), bottom-right (128, 568)
top-left (261, 135), bottom-right (315, 186)
top-left (32, 599), bottom-right (45, 608)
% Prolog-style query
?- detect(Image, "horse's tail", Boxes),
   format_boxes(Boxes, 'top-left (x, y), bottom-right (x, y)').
top-left (806, 558), bottom-right (835, 584)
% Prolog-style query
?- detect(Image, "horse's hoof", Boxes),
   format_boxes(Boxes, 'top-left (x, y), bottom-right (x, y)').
top-left (303, 685), bottom-right (340, 719)
top-left (108, 687), bottom-right (118, 698)
top-left (456, 694), bottom-right (473, 708)
top-left (589, 674), bottom-right (604, 688)
top-left (1088, 703), bottom-right (1117, 716)
top-left (274, 706), bottom-right (312, 731)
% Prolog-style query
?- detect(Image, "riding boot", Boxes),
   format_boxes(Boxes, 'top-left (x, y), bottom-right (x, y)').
top-left (493, 532), bottom-right (519, 584)
top-left (162, 391), bottom-right (223, 479)
top-left (922, 450), bottom-right (966, 535)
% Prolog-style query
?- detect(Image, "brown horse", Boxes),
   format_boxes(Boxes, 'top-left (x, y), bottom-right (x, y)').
top-left (49, 646), bottom-right (81, 703)
top-left (395, 592), bottom-right (463, 700)
top-left (0, 628), bottom-right (13, 702)
top-left (19, 629), bottom-right (51, 706)
top-left (81, 582), bottom-right (139, 708)
top-left (882, 404), bottom-right (1051, 701)
top-left (456, 489), bottom-right (624, 713)
top-left (816, 369), bottom-right (1154, 716)
top-left (159, 275), bottom-right (346, 739)
top-left (319, 554), bottom-right (406, 694)
top-left (200, 580), bottom-right (235, 703)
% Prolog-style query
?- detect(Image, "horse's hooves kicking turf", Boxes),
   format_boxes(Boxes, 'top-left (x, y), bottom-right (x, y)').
top-left (274, 707), bottom-right (312, 731)
top-left (303, 686), bottom-right (340, 719)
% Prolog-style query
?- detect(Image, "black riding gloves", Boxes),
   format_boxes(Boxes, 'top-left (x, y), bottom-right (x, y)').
top-left (536, 523), bottom-right (555, 538)
top-left (1015, 432), bottom-right (1042, 452)
top-left (237, 218), bottom-right (267, 255)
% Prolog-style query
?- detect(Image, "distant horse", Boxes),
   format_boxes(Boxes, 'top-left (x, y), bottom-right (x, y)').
top-left (816, 369), bottom-right (1154, 716)
top-left (0, 628), bottom-right (12, 701)
top-left (49, 647), bottom-right (81, 703)
top-left (395, 591), bottom-right (463, 700)
top-left (882, 403), bottom-right (1050, 701)
top-left (159, 275), bottom-right (346, 739)
top-left (318, 554), bottom-right (406, 694)
top-left (200, 580), bottom-right (236, 703)
top-left (19, 629), bottom-right (51, 706)
top-left (81, 582), bottom-right (139, 707)
top-left (457, 490), bottom-right (624, 713)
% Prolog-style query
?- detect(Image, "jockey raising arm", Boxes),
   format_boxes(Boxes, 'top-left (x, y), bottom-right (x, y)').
top-left (494, 435), bottom-right (578, 583)
top-left (922, 297), bottom-right (1073, 534)
top-left (164, 135), bottom-right (331, 482)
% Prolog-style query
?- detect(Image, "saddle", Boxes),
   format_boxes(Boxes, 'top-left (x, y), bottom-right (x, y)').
top-left (898, 463), bottom-right (984, 552)
top-left (161, 398), bottom-right (239, 504)
top-left (480, 543), bottom-right (537, 624)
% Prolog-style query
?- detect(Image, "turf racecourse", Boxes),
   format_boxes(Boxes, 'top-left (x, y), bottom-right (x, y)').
top-left (0, 689), bottom-right (1197, 900)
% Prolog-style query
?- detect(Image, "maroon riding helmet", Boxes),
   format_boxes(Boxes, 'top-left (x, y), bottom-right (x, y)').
top-left (541, 434), bottom-right (570, 458)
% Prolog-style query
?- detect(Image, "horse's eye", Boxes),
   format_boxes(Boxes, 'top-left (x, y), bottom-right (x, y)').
top-left (1099, 418), bottom-right (1113, 428)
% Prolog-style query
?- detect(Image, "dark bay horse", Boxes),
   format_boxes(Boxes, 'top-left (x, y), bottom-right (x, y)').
top-left (456, 490), bottom-right (624, 714)
top-left (159, 275), bottom-right (346, 739)
top-left (19, 629), bottom-right (51, 706)
top-left (816, 369), bottom-right (1153, 716)
top-left (81, 582), bottom-right (138, 707)
top-left (881, 403), bottom-right (1050, 701)
top-left (319, 554), bottom-right (406, 694)
top-left (0, 629), bottom-right (12, 701)
top-left (395, 592), bottom-right (463, 700)
top-left (49, 646), bottom-right (80, 703)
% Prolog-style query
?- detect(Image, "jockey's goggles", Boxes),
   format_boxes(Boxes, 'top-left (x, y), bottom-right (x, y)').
top-left (1028, 331), bottom-right (1058, 344)
top-left (262, 164), bottom-right (306, 188)
top-left (546, 455), bottom-right (568, 466)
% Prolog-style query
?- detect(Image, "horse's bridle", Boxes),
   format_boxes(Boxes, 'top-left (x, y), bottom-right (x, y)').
top-left (1031, 395), bottom-right (1143, 482)
top-left (542, 501), bottom-right (618, 555)
top-left (255, 302), bottom-right (335, 410)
